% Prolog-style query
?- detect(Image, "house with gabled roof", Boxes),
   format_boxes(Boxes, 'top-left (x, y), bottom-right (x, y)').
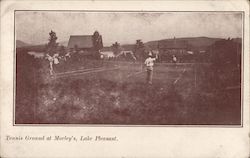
top-left (67, 31), bottom-right (103, 56)
top-left (68, 35), bottom-right (94, 50)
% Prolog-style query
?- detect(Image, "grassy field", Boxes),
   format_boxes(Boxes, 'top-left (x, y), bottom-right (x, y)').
top-left (15, 53), bottom-right (241, 125)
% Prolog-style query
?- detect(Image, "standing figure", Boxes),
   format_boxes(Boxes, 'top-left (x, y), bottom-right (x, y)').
top-left (172, 55), bottom-right (177, 68)
top-left (144, 52), bottom-right (157, 84)
top-left (46, 54), bottom-right (54, 75)
top-left (65, 52), bottom-right (71, 61)
top-left (172, 55), bottom-right (177, 63)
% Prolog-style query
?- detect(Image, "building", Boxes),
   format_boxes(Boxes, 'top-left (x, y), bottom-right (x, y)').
top-left (67, 31), bottom-right (103, 55)
top-left (68, 35), bottom-right (93, 50)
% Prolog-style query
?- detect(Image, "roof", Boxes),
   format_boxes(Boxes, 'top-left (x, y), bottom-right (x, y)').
top-left (68, 35), bottom-right (94, 49)
top-left (159, 39), bottom-right (188, 49)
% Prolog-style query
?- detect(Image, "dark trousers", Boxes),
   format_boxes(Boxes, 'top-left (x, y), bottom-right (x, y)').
top-left (147, 69), bottom-right (153, 84)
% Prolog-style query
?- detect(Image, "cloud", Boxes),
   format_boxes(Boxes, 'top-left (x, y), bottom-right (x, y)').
top-left (16, 11), bottom-right (242, 46)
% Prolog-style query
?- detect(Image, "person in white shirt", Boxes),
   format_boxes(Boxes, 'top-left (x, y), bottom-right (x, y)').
top-left (172, 55), bottom-right (177, 63)
top-left (45, 54), bottom-right (54, 75)
top-left (172, 55), bottom-right (178, 68)
top-left (144, 52), bottom-right (157, 84)
top-left (45, 54), bottom-right (60, 75)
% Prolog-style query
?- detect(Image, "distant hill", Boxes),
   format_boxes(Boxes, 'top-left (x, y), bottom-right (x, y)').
top-left (173, 37), bottom-right (222, 50)
top-left (118, 37), bottom-right (226, 52)
top-left (232, 38), bottom-right (242, 43)
top-left (16, 40), bottom-right (31, 48)
top-left (120, 44), bottom-right (136, 51)
top-left (145, 37), bottom-right (224, 51)
top-left (16, 40), bottom-right (69, 52)
top-left (16, 41), bottom-right (46, 52)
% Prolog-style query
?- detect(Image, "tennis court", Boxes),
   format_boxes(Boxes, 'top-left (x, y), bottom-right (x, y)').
top-left (16, 59), bottom-right (241, 125)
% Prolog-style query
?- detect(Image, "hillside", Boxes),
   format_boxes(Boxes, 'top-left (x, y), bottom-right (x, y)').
top-left (118, 37), bottom-right (226, 51)
top-left (16, 42), bottom-right (46, 52)
top-left (145, 37), bottom-right (224, 51)
top-left (16, 40), bottom-right (69, 52)
top-left (16, 40), bottom-right (31, 48)
top-left (232, 38), bottom-right (242, 43)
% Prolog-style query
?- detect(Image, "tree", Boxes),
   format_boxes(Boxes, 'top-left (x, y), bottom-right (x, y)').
top-left (46, 30), bottom-right (59, 56)
top-left (74, 44), bottom-right (79, 53)
top-left (93, 31), bottom-right (103, 51)
top-left (59, 45), bottom-right (66, 56)
top-left (112, 42), bottom-right (122, 55)
top-left (210, 39), bottom-right (239, 69)
top-left (136, 39), bottom-right (144, 48)
top-left (208, 38), bottom-right (241, 89)
top-left (134, 39), bottom-right (146, 61)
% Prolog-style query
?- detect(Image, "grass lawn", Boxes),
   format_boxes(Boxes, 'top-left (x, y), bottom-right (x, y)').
top-left (15, 55), bottom-right (241, 125)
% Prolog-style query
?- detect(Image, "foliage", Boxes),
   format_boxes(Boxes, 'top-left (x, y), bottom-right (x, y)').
top-left (111, 42), bottom-right (122, 55)
top-left (46, 30), bottom-right (59, 56)
top-left (134, 39), bottom-right (147, 61)
top-left (207, 39), bottom-right (241, 89)
top-left (209, 38), bottom-right (241, 69)
top-left (93, 31), bottom-right (103, 51)
top-left (59, 45), bottom-right (67, 56)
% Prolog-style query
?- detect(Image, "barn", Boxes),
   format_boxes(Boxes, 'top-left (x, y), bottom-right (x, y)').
top-left (67, 31), bottom-right (103, 58)
top-left (68, 35), bottom-right (94, 50)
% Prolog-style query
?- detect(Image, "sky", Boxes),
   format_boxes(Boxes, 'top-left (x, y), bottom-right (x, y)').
top-left (16, 11), bottom-right (243, 46)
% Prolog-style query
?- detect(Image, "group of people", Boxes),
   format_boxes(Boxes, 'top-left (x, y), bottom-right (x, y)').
top-left (45, 49), bottom-right (177, 84)
top-left (45, 52), bottom-right (71, 75)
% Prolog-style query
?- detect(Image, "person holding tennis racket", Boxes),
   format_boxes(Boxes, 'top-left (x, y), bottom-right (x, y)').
top-left (144, 51), bottom-right (157, 84)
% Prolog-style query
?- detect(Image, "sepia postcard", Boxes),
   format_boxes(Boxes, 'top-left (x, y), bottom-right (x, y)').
top-left (1, 0), bottom-right (249, 158)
